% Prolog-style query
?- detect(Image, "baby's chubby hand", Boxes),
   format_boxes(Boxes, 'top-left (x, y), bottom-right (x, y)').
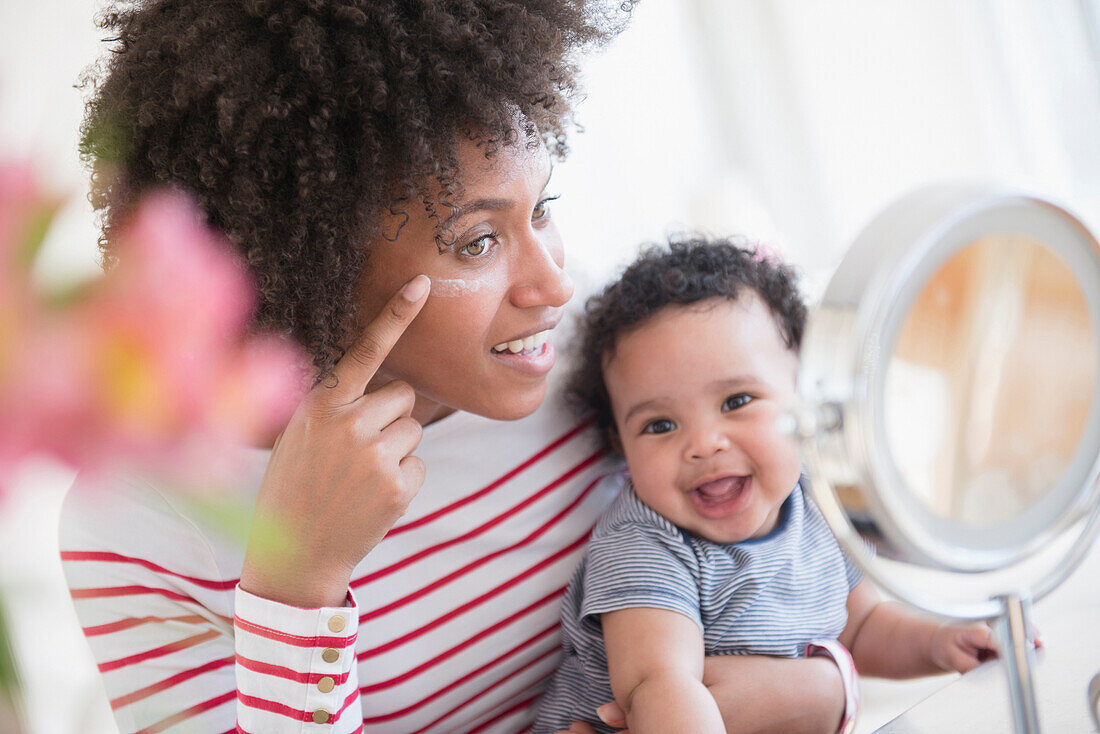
top-left (928, 622), bottom-right (1000, 673)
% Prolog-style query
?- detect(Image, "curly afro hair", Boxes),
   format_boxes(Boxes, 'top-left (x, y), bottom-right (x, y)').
top-left (80, 0), bottom-right (631, 381)
top-left (568, 235), bottom-right (806, 441)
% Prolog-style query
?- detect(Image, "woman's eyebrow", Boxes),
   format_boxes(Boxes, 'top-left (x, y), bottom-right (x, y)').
top-left (443, 168), bottom-right (553, 226)
top-left (442, 197), bottom-right (512, 227)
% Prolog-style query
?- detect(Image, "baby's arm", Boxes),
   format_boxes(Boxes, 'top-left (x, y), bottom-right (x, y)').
top-left (841, 579), bottom-right (997, 677)
top-left (602, 606), bottom-right (724, 734)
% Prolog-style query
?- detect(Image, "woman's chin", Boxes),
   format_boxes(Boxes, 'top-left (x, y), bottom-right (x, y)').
top-left (470, 382), bottom-right (549, 422)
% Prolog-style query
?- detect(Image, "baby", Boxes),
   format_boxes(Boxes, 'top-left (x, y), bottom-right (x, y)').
top-left (534, 238), bottom-right (998, 734)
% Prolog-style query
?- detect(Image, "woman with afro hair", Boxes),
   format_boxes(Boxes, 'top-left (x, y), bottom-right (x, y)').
top-left (60, 2), bottom-right (848, 732)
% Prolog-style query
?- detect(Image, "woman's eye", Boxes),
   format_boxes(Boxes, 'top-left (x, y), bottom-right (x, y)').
top-left (532, 195), bottom-right (559, 222)
top-left (642, 419), bottom-right (676, 435)
top-left (458, 234), bottom-right (496, 258)
top-left (722, 394), bottom-right (752, 412)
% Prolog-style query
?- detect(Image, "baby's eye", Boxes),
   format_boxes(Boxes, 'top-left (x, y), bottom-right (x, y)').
top-left (722, 394), bottom-right (753, 412)
top-left (532, 195), bottom-right (560, 222)
top-left (458, 234), bottom-right (497, 258)
top-left (642, 419), bottom-right (676, 435)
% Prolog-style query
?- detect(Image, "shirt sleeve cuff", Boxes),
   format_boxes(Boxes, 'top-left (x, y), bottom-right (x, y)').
top-left (234, 585), bottom-right (361, 732)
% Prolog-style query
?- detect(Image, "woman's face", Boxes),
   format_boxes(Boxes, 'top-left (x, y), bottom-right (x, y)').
top-left (357, 137), bottom-right (572, 423)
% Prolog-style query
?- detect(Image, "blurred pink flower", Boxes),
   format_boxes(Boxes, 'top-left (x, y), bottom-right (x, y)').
top-left (0, 161), bottom-right (57, 477)
top-left (0, 164), bottom-right (309, 494)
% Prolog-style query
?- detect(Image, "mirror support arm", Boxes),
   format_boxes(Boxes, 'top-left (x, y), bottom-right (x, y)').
top-left (995, 593), bottom-right (1041, 734)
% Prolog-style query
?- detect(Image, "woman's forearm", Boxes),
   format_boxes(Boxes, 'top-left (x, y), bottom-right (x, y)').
top-left (702, 655), bottom-right (845, 734)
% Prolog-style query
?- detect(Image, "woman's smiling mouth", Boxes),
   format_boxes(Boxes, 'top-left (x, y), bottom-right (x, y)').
top-left (491, 328), bottom-right (552, 354)
top-left (490, 328), bottom-right (556, 376)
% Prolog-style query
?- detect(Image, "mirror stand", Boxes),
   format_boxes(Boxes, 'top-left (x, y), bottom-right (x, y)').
top-left (994, 593), bottom-right (1040, 734)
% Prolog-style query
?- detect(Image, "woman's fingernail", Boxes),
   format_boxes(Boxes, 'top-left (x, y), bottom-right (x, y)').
top-left (402, 275), bottom-right (430, 301)
top-left (596, 704), bottom-right (613, 724)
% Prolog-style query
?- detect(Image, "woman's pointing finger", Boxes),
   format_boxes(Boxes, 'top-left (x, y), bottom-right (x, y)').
top-left (322, 274), bottom-right (430, 405)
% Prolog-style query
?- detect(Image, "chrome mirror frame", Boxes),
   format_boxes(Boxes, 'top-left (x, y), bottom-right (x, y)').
top-left (797, 185), bottom-right (1100, 734)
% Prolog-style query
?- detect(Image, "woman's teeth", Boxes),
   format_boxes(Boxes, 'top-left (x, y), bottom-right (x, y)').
top-left (492, 330), bottom-right (551, 354)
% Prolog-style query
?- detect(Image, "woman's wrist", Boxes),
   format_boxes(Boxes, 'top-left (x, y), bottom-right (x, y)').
top-left (240, 558), bottom-right (353, 609)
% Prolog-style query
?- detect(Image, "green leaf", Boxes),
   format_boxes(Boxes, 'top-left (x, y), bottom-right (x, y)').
top-left (175, 492), bottom-right (298, 570)
top-left (175, 493), bottom-right (256, 545)
top-left (42, 278), bottom-right (97, 310)
top-left (0, 600), bottom-right (23, 697)
top-left (16, 200), bottom-right (62, 269)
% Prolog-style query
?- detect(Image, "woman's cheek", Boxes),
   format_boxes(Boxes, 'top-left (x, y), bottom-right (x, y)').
top-left (424, 271), bottom-right (510, 352)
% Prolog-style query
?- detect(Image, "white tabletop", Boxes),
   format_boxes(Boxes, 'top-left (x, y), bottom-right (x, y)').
top-left (875, 541), bottom-right (1100, 733)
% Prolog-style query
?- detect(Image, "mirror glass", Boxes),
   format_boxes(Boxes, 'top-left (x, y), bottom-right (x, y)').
top-left (884, 236), bottom-right (1096, 527)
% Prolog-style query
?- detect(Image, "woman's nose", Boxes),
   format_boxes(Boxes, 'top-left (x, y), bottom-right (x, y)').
top-left (509, 231), bottom-right (573, 309)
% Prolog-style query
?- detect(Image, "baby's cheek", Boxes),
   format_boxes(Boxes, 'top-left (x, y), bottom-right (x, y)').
top-left (762, 410), bottom-right (801, 470)
top-left (772, 431), bottom-right (804, 484)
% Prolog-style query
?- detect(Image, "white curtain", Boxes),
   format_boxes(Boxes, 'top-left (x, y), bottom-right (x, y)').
top-left (681, 0), bottom-right (1100, 281)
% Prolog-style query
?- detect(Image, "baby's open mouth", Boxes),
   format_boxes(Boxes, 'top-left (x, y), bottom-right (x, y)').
top-left (691, 476), bottom-right (749, 508)
top-left (491, 329), bottom-right (552, 354)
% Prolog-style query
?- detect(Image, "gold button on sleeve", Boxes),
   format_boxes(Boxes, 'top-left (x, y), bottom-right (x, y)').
top-left (317, 676), bottom-right (335, 693)
top-left (312, 709), bottom-right (330, 724)
top-left (327, 616), bottom-right (346, 633)
top-left (321, 647), bottom-right (339, 664)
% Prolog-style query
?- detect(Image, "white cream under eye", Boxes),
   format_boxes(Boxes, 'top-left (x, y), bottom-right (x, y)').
top-left (430, 277), bottom-right (482, 297)
top-left (429, 269), bottom-right (506, 298)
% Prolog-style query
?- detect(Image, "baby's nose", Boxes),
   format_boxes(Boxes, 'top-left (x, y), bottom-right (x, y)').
top-left (686, 427), bottom-right (733, 460)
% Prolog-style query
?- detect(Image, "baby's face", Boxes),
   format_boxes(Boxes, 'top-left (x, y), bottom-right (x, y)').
top-left (604, 294), bottom-right (802, 544)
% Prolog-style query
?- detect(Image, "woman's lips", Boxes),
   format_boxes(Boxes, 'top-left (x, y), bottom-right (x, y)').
top-left (489, 339), bottom-right (556, 376)
top-left (689, 476), bottom-right (752, 518)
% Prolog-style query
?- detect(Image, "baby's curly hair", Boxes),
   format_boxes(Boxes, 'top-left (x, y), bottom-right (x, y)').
top-left (80, 0), bottom-right (629, 380)
top-left (568, 235), bottom-right (806, 439)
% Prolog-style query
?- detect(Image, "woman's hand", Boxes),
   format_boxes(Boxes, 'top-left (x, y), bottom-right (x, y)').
top-left (555, 703), bottom-right (628, 733)
top-left (239, 275), bottom-right (431, 608)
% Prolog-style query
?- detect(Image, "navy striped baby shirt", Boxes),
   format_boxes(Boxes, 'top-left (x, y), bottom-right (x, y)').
top-left (533, 473), bottom-right (862, 734)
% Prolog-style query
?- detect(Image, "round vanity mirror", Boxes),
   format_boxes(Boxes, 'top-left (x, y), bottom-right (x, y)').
top-left (885, 235), bottom-right (1094, 532)
top-left (797, 185), bottom-right (1100, 734)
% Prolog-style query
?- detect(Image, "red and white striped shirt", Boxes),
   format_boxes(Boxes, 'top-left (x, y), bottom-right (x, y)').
top-left (59, 392), bottom-right (621, 734)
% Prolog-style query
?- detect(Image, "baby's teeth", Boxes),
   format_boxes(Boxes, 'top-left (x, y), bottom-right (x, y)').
top-left (534, 331), bottom-right (549, 348)
top-left (507, 339), bottom-right (524, 353)
top-left (522, 336), bottom-right (536, 351)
